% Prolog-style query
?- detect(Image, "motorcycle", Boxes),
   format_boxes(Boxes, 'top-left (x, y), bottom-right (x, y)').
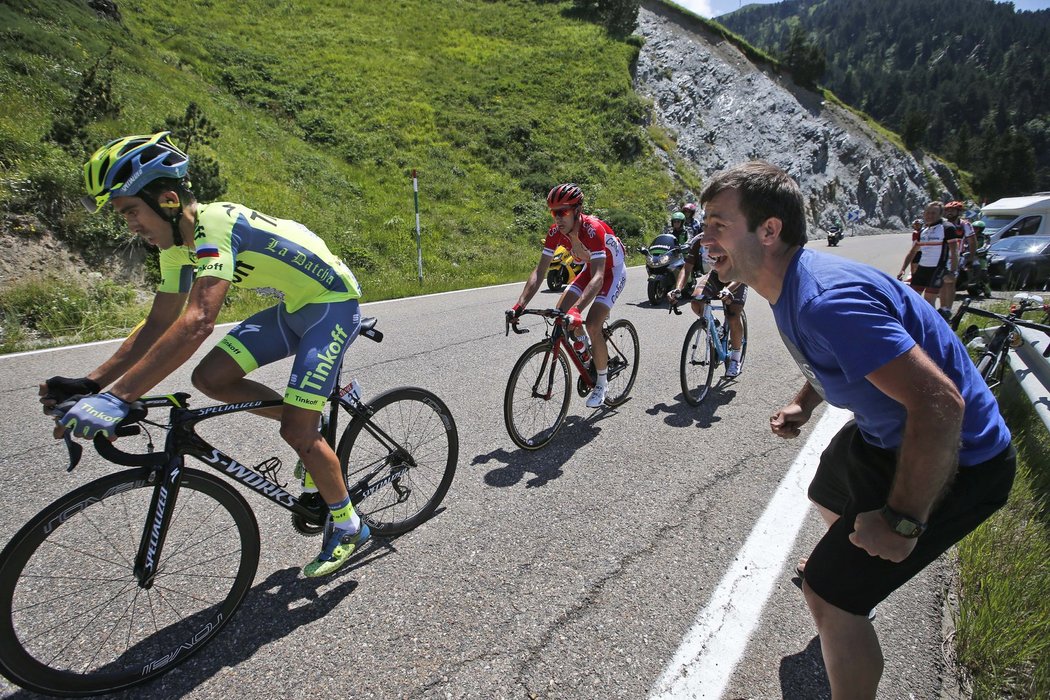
top-left (639, 232), bottom-right (690, 305)
top-left (957, 244), bottom-right (992, 298)
top-left (546, 243), bottom-right (583, 292)
top-left (826, 225), bottom-right (843, 247)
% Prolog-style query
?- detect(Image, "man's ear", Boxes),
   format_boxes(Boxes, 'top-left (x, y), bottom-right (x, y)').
top-left (157, 192), bottom-right (181, 210)
top-left (758, 217), bottom-right (783, 245)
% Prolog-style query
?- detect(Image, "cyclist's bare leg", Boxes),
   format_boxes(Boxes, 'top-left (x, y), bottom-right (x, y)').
top-left (584, 302), bottom-right (611, 372)
top-left (690, 298), bottom-right (708, 319)
top-left (191, 348), bottom-right (284, 420)
top-left (803, 584), bottom-right (883, 699)
top-left (726, 302), bottom-right (745, 351)
top-left (939, 276), bottom-right (956, 312)
top-left (280, 405), bottom-right (349, 506)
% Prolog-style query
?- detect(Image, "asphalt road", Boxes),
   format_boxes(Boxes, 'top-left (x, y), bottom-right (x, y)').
top-left (0, 232), bottom-right (961, 699)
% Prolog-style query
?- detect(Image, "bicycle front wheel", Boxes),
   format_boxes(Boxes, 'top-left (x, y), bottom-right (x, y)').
top-left (681, 318), bottom-right (716, 405)
top-left (604, 319), bottom-right (640, 406)
top-left (338, 387), bottom-right (458, 537)
top-left (0, 468), bottom-right (259, 697)
top-left (504, 341), bottom-right (571, 450)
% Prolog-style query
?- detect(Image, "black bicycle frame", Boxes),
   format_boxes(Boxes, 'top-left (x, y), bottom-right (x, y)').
top-left (96, 388), bottom-right (412, 589)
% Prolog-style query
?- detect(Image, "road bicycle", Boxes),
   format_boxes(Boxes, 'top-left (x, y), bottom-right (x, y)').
top-left (0, 318), bottom-right (458, 697)
top-left (672, 295), bottom-right (748, 405)
top-left (949, 293), bottom-right (1050, 388)
top-left (503, 308), bottom-right (639, 450)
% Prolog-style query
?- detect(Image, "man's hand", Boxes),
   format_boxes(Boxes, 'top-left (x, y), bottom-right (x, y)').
top-left (849, 509), bottom-right (917, 562)
top-left (668, 288), bottom-right (682, 303)
top-left (769, 402), bottom-right (812, 439)
top-left (57, 392), bottom-right (130, 440)
top-left (566, 306), bottom-right (583, 329)
top-left (39, 376), bottom-right (101, 413)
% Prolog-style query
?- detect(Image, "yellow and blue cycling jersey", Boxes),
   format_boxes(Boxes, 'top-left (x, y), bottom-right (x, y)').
top-left (157, 202), bottom-right (361, 311)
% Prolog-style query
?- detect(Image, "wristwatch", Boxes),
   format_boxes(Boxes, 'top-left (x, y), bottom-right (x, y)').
top-left (880, 505), bottom-right (927, 538)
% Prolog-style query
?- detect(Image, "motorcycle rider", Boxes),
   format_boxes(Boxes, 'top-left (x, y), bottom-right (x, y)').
top-left (668, 211), bottom-right (689, 245)
top-left (682, 202), bottom-right (703, 238)
top-left (669, 232), bottom-right (747, 378)
top-left (509, 184), bottom-right (628, 408)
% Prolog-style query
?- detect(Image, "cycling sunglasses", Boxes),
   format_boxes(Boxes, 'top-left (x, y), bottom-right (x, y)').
top-left (550, 207), bottom-right (576, 218)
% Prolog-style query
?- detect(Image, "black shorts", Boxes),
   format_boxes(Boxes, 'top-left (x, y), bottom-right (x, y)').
top-left (910, 265), bottom-right (947, 291)
top-left (804, 421), bottom-right (1015, 615)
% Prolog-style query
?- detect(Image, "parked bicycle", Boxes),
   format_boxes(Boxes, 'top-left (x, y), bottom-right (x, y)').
top-left (949, 293), bottom-right (1050, 389)
top-left (504, 308), bottom-right (639, 449)
top-left (672, 296), bottom-right (748, 405)
top-left (0, 318), bottom-right (458, 697)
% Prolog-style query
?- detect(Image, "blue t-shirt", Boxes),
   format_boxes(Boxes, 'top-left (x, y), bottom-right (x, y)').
top-left (772, 248), bottom-right (1010, 466)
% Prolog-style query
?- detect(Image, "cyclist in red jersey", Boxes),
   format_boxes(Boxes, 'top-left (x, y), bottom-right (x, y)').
top-left (508, 184), bottom-right (627, 408)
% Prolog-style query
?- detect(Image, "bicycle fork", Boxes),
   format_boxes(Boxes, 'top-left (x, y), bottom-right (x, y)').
top-left (133, 455), bottom-right (185, 588)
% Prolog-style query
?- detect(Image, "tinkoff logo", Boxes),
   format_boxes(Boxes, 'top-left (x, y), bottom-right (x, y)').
top-left (195, 244), bottom-right (220, 258)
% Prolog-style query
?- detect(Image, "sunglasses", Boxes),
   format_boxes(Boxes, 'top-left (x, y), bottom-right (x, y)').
top-left (550, 207), bottom-right (576, 218)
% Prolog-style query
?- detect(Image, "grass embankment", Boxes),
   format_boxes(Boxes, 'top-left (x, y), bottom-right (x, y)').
top-left (1, 0), bottom-right (688, 352)
top-left (953, 301), bottom-right (1050, 697)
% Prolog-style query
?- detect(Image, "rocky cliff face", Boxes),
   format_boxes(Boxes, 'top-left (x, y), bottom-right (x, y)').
top-left (634, 3), bottom-right (963, 234)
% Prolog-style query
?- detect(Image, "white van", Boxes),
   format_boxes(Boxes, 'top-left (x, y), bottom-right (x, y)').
top-left (978, 194), bottom-right (1050, 245)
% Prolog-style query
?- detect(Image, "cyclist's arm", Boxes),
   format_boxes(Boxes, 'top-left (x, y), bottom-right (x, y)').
top-left (514, 251), bottom-right (554, 310)
top-left (107, 277), bottom-right (231, 402)
top-left (87, 291), bottom-right (187, 389)
top-left (898, 243), bottom-right (918, 277)
top-left (673, 260), bottom-right (695, 293)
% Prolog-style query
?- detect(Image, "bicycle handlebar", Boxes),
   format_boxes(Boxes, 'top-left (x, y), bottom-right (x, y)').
top-left (956, 304), bottom-right (1050, 357)
top-left (505, 308), bottom-right (572, 336)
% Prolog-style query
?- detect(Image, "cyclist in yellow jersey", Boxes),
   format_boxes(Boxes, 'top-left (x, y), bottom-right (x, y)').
top-left (39, 132), bottom-right (368, 577)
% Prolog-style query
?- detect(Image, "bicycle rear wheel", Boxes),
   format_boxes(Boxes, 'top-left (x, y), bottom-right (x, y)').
top-left (504, 341), bottom-right (571, 450)
top-left (0, 468), bottom-right (259, 697)
top-left (604, 319), bottom-right (640, 406)
top-left (338, 387), bottom-right (458, 537)
top-left (681, 318), bottom-right (716, 405)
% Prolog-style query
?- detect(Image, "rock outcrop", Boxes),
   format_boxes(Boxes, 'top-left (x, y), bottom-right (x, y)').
top-left (634, 2), bottom-right (963, 233)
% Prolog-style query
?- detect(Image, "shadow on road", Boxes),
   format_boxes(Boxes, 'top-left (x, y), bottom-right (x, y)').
top-left (645, 382), bottom-right (738, 429)
top-left (779, 635), bottom-right (831, 700)
top-left (2, 564), bottom-right (379, 700)
top-left (472, 413), bottom-right (605, 489)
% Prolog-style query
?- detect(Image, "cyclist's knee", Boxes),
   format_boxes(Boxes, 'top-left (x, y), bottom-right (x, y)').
top-left (691, 300), bottom-right (706, 316)
top-left (279, 414), bottom-right (324, 453)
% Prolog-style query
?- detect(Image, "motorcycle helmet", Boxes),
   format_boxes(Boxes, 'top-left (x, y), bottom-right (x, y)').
top-left (972, 220), bottom-right (986, 229)
top-left (671, 211), bottom-right (686, 221)
top-left (82, 131), bottom-right (189, 213)
top-left (682, 203), bottom-right (698, 213)
top-left (547, 183), bottom-right (584, 209)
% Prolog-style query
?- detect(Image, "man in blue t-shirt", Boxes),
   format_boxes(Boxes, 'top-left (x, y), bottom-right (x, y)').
top-left (699, 161), bottom-right (1014, 698)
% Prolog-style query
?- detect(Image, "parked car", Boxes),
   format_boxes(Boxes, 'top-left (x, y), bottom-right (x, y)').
top-left (986, 235), bottom-right (1050, 290)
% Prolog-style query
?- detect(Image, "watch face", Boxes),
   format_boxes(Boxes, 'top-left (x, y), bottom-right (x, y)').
top-left (895, 519), bottom-right (920, 537)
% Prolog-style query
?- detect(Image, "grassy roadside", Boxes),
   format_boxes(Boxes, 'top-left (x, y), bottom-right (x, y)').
top-left (952, 303), bottom-right (1050, 697)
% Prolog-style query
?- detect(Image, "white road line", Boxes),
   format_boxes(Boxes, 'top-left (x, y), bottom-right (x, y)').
top-left (650, 406), bottom-right (853, 700)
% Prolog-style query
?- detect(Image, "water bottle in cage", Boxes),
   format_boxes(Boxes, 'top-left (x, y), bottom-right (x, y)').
top-left (573, 334), bottom-right (591, 363)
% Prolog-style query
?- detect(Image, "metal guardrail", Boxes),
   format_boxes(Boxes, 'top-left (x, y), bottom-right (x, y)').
top-left (1005, 323), bottom-right (1050, 435)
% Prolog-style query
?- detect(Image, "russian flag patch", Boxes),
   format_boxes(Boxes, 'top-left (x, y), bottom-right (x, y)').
top-left (196, 244), bottom-right (220, 258)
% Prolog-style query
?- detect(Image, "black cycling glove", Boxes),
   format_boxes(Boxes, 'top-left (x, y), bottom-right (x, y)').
top-left (43, 376), bottom-right (101, 403)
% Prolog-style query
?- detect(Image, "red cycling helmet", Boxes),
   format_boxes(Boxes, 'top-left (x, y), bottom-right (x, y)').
top-left (547, 183), bottom-right (583, 209)
top-left (945, 200), bottom-right (964, 210)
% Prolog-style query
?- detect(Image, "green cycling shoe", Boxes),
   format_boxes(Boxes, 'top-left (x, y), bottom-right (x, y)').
top-left (303, 521), bottom-right (371, 578)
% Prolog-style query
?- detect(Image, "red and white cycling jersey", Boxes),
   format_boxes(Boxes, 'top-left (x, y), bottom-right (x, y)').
top-left (543, 214), bottom-right (627, 307)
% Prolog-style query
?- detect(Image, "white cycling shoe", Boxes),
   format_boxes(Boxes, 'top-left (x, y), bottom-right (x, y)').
top-left (726, 359), bottom-right (741, 378)
top-left (585, 384), bottom-right (608, 408)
